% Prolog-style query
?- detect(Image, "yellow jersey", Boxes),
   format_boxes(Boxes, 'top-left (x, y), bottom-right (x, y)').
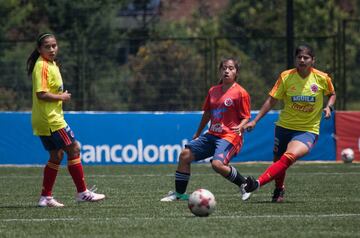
top-left (31, 56), bottom-right (67, 136)
top-left (269, 68), bottom-right (335, 134)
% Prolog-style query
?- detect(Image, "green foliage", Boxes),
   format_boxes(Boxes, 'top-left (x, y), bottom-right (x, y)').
top-left (220, 1), bottom-right (286, 37)
top-left (0, 0), bottom-right (33, 40)
top-left (0, 0), bottom-right (359, 110)
top-left (343, 20), bottom-right (360, 110)
top-left (127, 40), bottom-right (207, 110)
top-left (0, 41), bottom-right (33, 110)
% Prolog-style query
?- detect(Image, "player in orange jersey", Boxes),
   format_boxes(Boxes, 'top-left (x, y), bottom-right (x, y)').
top-left (161, 57), bottom-right (252, 202)
top-left (243, 44), bottom-right (336, 202)
top-left (27, 33), bottom-right (105, 207)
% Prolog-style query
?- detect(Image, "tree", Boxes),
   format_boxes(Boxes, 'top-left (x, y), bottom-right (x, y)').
top-left (127, 39), bottom-right (206, 110)
top-left (0, 0), bottom-right (34, 110)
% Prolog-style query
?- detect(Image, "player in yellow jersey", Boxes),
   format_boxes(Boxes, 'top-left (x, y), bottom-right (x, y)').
top-left (243, 44), bottom-right (336, 202)
top-left (27, 33), bottom-right (105, 207)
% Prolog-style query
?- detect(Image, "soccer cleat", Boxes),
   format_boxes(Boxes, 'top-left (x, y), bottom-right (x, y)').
top-left (240, 184), bottom-right (251, 201)
top-left (76, 185), bottom-right (105, 202)
top-left (244, 176), bottom-right (260, 193)
top-left (160, 191), bottom-right (189, 202)
top-left (38, 196), bottom-right (64, 207)
top-left (272, 187), bottom-right (285, 203)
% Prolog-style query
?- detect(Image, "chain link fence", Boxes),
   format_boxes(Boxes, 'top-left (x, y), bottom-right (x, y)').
top-left (0, 32), bottom-right (356, 111)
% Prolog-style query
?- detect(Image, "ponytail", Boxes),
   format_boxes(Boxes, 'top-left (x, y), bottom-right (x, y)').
top-left (26, 50), bottom-right (40, 76)
top-left (26, 32), bottom-right (55, 76)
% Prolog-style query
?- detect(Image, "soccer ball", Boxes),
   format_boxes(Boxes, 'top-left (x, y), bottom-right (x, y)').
top-left (341, 148), bottom-right (355, 163)
top-left (188, 189), bottom-right (216, 217)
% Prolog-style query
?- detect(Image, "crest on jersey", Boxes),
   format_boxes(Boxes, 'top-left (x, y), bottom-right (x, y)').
top-left (224, 98), bottom-right (233, 106)
top-left (310, 83), bottom-right (318, 93)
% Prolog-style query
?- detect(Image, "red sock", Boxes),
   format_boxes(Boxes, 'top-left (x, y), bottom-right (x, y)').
top-left (275, 171), bottom-right (286, 189)
top-left (41, 162), bottom-right (60, 196)
top-left (258, 153), bottom-right (296, 187)
top-left (273, 157), bottom-right (286, 189)
top-left (67, 157), bottom-right (87, 193)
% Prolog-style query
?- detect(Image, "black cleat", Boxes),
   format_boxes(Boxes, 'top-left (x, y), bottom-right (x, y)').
top-left (244, 176), bottom-right (259, 193)
top-left (272, 187), bottom-right (285, 203)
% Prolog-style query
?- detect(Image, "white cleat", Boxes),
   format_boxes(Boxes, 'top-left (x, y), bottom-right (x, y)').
top-left (76, 186), bottom-right (105, 202)
top-left (38, 196), bottom-right (64, 207)
top-left (160, 191), bottom-right (178, 202)
top-left (160, 191), bottom-right (189, 202)
top-left (240, 184), bottom-right (252, 201)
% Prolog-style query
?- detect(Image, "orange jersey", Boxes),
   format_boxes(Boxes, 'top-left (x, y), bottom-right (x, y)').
top-left (203, 82), bottom-right (251, 148)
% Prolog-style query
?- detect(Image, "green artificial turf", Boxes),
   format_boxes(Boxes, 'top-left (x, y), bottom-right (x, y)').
top-left (1, 163), bottom-right (359, 237)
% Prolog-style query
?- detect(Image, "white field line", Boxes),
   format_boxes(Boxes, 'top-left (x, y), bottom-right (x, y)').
top-left (0, 171), bottom-right (360, 179)
top-left (1, 213), bottom-right (360, 222)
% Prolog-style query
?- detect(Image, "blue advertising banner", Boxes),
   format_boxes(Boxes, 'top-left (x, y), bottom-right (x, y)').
top-left (0, 111), bottom-right (335, 165)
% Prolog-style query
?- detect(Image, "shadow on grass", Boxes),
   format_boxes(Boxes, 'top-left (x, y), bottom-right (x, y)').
top-left (246, 200), bottom-right (306, 204)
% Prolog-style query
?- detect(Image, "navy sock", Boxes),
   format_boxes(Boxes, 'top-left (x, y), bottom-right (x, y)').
top-left (175, 171), bottom-right (190, 194)
top-left (225, 166), bottom-right (246, 187)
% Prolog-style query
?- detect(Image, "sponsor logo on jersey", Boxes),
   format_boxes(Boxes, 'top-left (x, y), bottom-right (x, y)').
top-left (291, 103), bottom-right (315, 112)
top-left (209, 123), bottom-right (223, 133)
top-left (212, 108), bottom-right (227, 119)
top-left (291, 95), bottom-right (315, 102)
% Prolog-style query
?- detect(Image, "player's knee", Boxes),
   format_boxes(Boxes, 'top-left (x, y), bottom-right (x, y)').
top-left (179, 148), bottom-right (193, 164)
top-left (73, 141), bottom-right (81, 153)
top-left (49, 150), bottom-right (64, 164)
top-left (66, 140), bottom-right (81, 158)
top-left (58, 150), bottom-right (65, 159)
top-left (211, 160), bottom-right (224, 174)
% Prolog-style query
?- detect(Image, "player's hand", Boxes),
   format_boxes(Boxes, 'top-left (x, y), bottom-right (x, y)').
top-left (61, 90), bottom-right (71, 102)
top-left (231, 125), bottom-right (243, 135)
top-left (243, 121), bottom-right (256, 132)
top-left (323, 107), bottom-right (332, 119)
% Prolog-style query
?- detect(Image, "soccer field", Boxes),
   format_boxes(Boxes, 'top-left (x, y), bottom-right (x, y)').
top-left (1, 163), bottom-right (360, 237)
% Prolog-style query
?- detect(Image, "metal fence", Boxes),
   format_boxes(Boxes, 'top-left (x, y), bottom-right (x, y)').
top-left (341, 19), bottom-right (360, 110)
top-left (0, 31), bottom-right (357, 111)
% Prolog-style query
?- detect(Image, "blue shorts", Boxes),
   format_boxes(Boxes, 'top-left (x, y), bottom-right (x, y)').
top-left (39, 125), bottom-right (76, 151)
top-left (273, 126), bottom-right (318, 156)
top-left (186, 133), bottom-right (237, 165)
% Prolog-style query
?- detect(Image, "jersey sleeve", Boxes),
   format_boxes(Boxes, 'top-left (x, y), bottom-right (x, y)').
top-left (269, 75), bottom-right (285, 99)
top-left (33, 60), bottom-right (49, 93)
top-left (324, 75), bottom-right (335, 95)
top-left (202, 91), bottom-right (211, 111)
top-left (238, 91), bottom-right (251, 119)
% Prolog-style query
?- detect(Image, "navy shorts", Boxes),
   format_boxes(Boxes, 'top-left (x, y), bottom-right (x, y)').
top-left (39, 125), bottom-right (76, 151)
top-left (186, 133), bottom-right (237, 165)
top-left (273, 126), bottom-right (318, 156)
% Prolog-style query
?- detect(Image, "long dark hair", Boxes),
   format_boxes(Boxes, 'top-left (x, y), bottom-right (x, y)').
top-left (218, 57), bottom-right (240, 84)
top-left (26, 33), bottom-right (55, 76)
top-left (295, 43), bottom-right (315, 58)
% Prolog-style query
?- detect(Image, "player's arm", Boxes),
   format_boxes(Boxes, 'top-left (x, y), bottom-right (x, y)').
top-left (232, 93), bottom-right (251, 134)
top-left (323, 92), bottom-right (336, 119)
top-left (36, 90), bottom-right (71, 102)
top-left (193, 110), bottom-right (211, 139)
top-left (244, 96), bottom-right (278, 131)
top-left (231, 117), bottom-right (249, 135)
